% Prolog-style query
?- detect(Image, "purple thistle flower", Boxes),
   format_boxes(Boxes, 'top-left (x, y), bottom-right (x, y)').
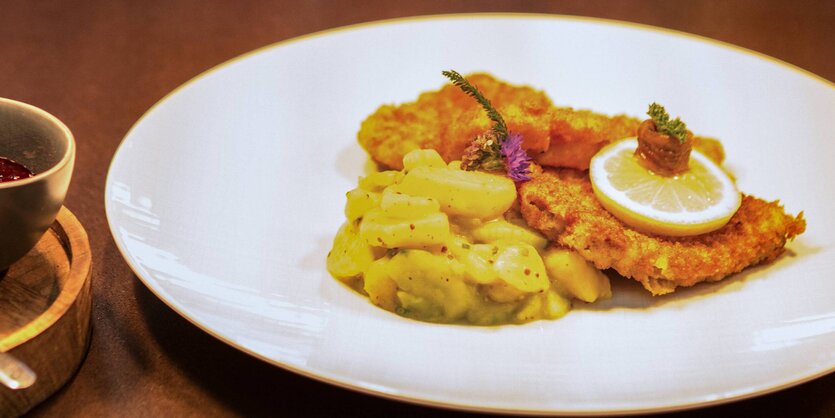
top-left (501, 132), bottom-right (532, 182)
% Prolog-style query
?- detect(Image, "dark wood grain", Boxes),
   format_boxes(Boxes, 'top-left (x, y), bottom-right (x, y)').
top-left (0, 1), bottom-right (831, 417)
top-left (0, 250), bottom-right (61, 336)
top-left (0, 208), bottom-right (93, 416)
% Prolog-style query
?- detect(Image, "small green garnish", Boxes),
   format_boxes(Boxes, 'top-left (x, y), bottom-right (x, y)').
top-left (647, 103), bottom-right (688, 143)
top-left (442, 70), bottom-right (508, 139)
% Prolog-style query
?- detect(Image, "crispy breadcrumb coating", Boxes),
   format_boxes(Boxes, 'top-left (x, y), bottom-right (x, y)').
top-left (358, 73), bottom-right (552, 170)
top-left (358, 73), bottom-right (805, 295)
top-left (519, 168), bottom-right (806, 295)
top-left (532, 107), bottom-right (640, 170)
top-left (359, 73), bottom-right (725, 170)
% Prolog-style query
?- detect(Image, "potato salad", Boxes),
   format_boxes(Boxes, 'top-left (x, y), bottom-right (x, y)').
top-left (327, 149), bottom-right (611, 325)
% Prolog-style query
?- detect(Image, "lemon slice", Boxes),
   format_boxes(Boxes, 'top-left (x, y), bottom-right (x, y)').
top-left (590, 138), bottom-right (741, 237)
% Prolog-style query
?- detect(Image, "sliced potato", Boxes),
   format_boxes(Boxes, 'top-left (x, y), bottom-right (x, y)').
top-left (445, 237), bottom-right (496, 285)
top-left (493, 243), bottom-right (549, 294)
top-left (379, 188), bottom-right (441, 218)
top-left (327, 221), bottom-right (375, 281)
top-left (360, 209), bottom-right (450, 248)
top-left (397, 166), bottom-right (516, 219)
top-left (485, 281), bottom-right (526, 303)
top-left (514, 294), bottom-right (543, 322)
top-left (358, 170), bottom-right (403, 192)
top-left (363, 258), bottom-right (398, 311)
top-left (513, 288), bottom-right (571, 322)
top-left (402, 148), bottom-right (447, 171)
top-left (543, 247), bottom-right (611, 303)
top-left (543, 289), bottom-right (571, 319)
top-left (470, 219), bottom-right (548, 250)
top-left (387, 250), bottom-right (474, 321)
top-left (345, 188), bottom-right (381, 221)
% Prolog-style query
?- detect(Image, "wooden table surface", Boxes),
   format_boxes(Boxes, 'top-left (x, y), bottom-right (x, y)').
top-left (2, 1), bottom-right (833, 417)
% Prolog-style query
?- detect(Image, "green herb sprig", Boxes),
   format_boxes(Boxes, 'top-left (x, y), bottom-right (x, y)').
top-left (442, 70), bottom-right (508, 139)
top-left (442, 70), bottom-right (532, 181)
top-left (647, 103), bottom-right (688, 143)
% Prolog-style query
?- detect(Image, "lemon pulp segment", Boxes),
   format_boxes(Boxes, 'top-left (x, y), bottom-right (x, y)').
top-left (590, 138), bottom-right (740, 237)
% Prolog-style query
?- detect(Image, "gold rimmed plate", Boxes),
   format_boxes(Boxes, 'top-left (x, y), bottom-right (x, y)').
top-left (105, 14), bottom-right (835, 415)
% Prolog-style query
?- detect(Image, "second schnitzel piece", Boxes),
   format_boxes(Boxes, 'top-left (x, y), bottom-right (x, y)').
top-left (358, 73), bottom-right (553, 170)
top-left (532, 107), bottom-right (640, 170)
top-left (519, 167), bottom-right (806, 295)
top-left (534, 108), bottom-right (726, 170)
top-left (359, 73), bottom-right (726, 171)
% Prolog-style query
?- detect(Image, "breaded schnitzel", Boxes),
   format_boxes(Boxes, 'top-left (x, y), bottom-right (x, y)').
top-left (359, 73), bottom-right (805, 295)
top-left (519, 167), bottom-right (806, 295)
top-left (539, 108), bottom-right (726, 170)
top-left (358, 73), bottom-right (552, 170)
top-left (358, 73), bottom-right (725, 170)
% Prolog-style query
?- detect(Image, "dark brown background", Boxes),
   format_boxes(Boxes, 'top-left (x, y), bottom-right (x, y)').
top-left (1, 1), bottom-right (833, 417)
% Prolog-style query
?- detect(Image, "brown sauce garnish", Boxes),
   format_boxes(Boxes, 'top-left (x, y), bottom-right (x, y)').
top-left (635, 120), bottom-right (693, 176)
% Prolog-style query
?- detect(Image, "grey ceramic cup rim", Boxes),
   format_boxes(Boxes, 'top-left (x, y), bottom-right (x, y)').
top-left (0, 98), bottom-right (75, 189)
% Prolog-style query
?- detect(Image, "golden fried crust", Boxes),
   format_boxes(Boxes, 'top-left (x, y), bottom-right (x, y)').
top-left (691, 136), bottom-right (725, 165)
top-left (519, 168), bottom-right (806, 295)
top-left (357, 102), bottom-right (445, 170)
top-left (359, 73), bottom-right (726, 171)
top-left (532, 108), bottom-right (641, 170)
top-left (358, 73), bottom-right (553, 169)
top-left (533, 107), bottom-right (724, 169)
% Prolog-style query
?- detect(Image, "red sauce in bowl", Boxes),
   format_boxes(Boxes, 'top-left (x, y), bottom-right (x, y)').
top-left (0, 157), bottom-right (33, 183)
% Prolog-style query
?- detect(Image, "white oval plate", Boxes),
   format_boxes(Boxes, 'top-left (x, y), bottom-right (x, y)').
top-left (105, 14), bottom-right (835, 415)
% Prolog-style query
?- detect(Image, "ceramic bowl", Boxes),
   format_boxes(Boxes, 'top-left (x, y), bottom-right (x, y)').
top-left (0, 98), bottom-right (74, 271)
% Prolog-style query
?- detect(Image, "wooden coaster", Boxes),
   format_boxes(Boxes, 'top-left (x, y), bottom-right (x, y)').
top-left (0, 207), bottom-right (92, 417)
